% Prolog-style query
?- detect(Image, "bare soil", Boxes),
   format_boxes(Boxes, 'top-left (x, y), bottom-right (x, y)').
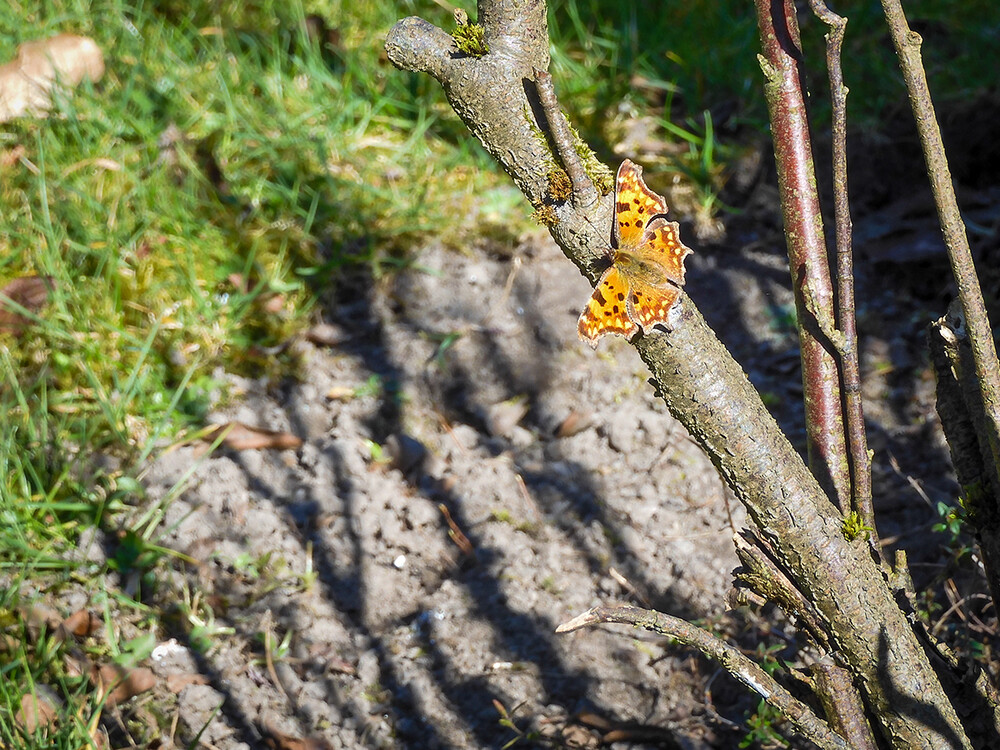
top-left (123, 110), bottom-right (1000, 748)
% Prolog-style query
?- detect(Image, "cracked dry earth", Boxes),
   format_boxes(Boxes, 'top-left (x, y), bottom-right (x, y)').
top-left (137, 228), bottom-right (766, 750)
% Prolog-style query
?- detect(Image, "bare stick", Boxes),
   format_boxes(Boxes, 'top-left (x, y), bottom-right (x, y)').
top-left (754, 0), bottom-right (850, 511)
top-left (733, 532), bottom-right (830, 650)
top-left (533, 69), bottom-right (597, 206)
top-left (807, 1), bottom-right (876, 541)
top-left (880, 0), bottom-right (1000, 492)
top-left (557, 604), bottom-right (851, 750)
top-left (810, 660), bottom-right (879, 750)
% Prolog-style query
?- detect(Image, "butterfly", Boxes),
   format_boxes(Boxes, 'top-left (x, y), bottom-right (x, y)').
top-left (578, 159), bottom-right (692, 347)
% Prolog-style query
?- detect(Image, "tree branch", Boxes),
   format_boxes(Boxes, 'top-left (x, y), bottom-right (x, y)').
top-left (880, 0), bottom-right (1000, 615)
top-left (533, 69), bottom-right (597, 206)
top-left (386, 2), bottom-right (974, 746)
top-left (809, 659), bottom-right (879, 750)
top-left (557, 604), bottom-right (851, 750)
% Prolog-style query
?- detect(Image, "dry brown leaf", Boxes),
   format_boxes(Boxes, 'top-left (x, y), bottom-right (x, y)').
top-left (263, 294), bottom-right (286, 314)
top-left (201, 422), bottom-right (303, 451)
top-left (556, 410), bottom-right (594, 438)
top-left (0, 34), bottom-right (105, 121)
top-left (306, 323), bottom-right (346, 347)
top-left (260, 719), bottom-right (334, 750)
top-left (0, 276), bottom-right (53, 335)
top-left (17, 600), bottom-right (64, 642)
top-left (92, 664), bottom-right (156, 707)
top-left (228, 272), bottom-right (248, 292)
top-left (325, 385), bottom-right (354, 401)
top-left (62, 609), bottom-right (102, 638)
top-left (484, 397), bottom-right (529, 438)
top-left (16, 691), bottom-right (58, 734)
top-left (165, 673), bottom-right (210, 693)
top-left (1, 144), bottom-right (25, 167)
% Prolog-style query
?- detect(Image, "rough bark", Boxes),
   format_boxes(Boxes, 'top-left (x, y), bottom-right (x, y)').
top-left (386, 2), bottom-right (975, 746)
top-left (928, 308), bottom-right (1000, 612)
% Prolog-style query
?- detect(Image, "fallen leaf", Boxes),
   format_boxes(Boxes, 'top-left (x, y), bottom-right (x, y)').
top-left (0, 34), bottom-right (105, 121)
top-left (228, 272), bottom-right (248, 292)
top-left (17, 600), bottom-right (63, 641)
top-left (16, 691), bottom-right (58, 734)
top-left (1, 144), bottom-right (25, 167)
top-left (0, 276), bottom-right (53, 334)
top-left (92, 664), bottom-right (156, 707)
top-left (325, 385), bottom-right (354, 400)
top-left (556, 410), bottom-right (594, 438)
top-left (263, 294), bottom-right (286, 314)
top-left (260, 719), bottom-right (334, 750)
top-left (484, 396), bottom-right (529, 438)
top-left (306, 323), bottom-right (346, 347)
top-left (200, 422), bottom-right (303, 451)
top-left (62, 609), bottom-right (102, 638)
top-left (324, 658), bottom-right (356, 676)
top-left (165, 673), bottom-right (211, 693)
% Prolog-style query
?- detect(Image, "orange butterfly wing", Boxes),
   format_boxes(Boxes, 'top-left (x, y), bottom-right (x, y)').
top-left (578, 265), bottom-right (639, 345)
top-left (614, 159), bottom-right (668, 251)
top-left (578, 160), bottom-right (693, 346)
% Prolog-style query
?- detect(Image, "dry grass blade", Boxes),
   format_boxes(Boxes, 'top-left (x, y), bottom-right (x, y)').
top-left (200, 422), bottom-right (303, 451)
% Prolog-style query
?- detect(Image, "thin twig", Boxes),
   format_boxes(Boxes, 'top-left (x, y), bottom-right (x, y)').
top-left (733, 531), bottom-right (830, 650)
top-left (808, 0), bottom-right (876, 542)
top-left (880, 0), bottom-right (1000, 490)
top-left (533, 68), bottom-right (597, 206)
top-left (557, 604), bottom-right (851, 750)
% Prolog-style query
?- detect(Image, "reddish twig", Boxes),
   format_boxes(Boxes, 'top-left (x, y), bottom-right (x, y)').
top-left (754, 0), bottom-right (850, 511)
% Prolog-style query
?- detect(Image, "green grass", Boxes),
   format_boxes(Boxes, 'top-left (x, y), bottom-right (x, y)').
top-left (0, 0), bottom-right (517, 743)
top-left (1, 0), bottom-right (997, 745)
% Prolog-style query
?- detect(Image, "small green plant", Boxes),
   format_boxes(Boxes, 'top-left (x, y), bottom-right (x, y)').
top-left (494, 699), bottom-right (544, 749)
top-left (740, 699), bottom-right (789, 748)
top-left (752, 642), bottom-right (786, 677)
top-left (490, 509), bottom-right (538, 535)
top-left (363, 439), bottom-right (391, 465)
top-left (841, 510), bottom-right (874, 542)
top-left (933, 499), bottom-right (966, 541)
top-left (425, 331), bottom-right (463, 369)
top-left (175, 584), bottom-right (235, 655)
top-left (932, 498), bottom-right (975, 562)
top-left (491, 509), bottom-right (514, 524)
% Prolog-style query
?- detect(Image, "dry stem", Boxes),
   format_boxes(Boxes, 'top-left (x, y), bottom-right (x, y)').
top-left (557, 604), bottom-right (851, 750)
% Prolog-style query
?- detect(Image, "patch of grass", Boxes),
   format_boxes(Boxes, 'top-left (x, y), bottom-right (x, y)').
top-left (0, 0), bottom-right (524, 444)
top-left (548, 0), bottom-right (1000, 217)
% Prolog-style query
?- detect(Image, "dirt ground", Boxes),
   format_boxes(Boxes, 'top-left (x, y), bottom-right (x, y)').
top-left (125, 109), bottom-right (1000, 749)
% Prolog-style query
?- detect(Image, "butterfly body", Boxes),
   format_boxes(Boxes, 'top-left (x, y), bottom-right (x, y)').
top-left (578, 160), bottom-right (692, 347)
